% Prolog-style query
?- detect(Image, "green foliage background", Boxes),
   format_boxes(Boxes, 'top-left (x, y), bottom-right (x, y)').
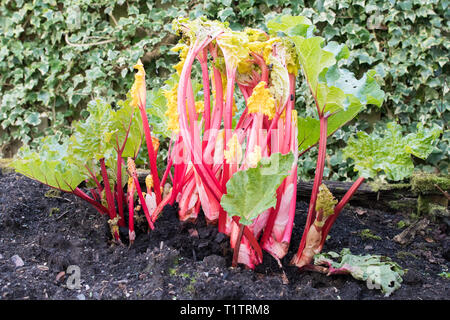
top-left (1, 0), bottom-right (448, 179)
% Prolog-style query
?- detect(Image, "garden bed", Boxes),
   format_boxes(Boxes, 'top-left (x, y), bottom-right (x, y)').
top-left (0, 170), bottom-right (448, 300)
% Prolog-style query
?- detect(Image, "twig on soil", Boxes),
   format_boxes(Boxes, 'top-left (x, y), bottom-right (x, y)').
top-left (55, 211), bottom-right (69, 221)
top-left (434, 184), bottom-right (450, 200)
top-left (301, 264), bottom-right (329, 274)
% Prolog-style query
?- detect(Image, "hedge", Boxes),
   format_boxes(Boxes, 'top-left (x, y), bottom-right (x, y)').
top-left (1, 0), bottom-right (448, 178)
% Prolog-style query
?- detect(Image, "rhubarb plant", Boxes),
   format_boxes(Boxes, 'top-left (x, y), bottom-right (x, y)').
top-left (10, 64), bottom-right (162, 242)
top-left (145, 15), bottom-right (386, 270)
top-left (265, 16), bottom-right (386, 269)
top-left (343, 122), bottom-right (443, 181)
top-left (11, 15), bottom-right (439, 292)
top-left (149, 16), bottom-right (303, 268)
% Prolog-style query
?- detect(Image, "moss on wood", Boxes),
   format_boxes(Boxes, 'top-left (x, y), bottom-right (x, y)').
top-left (411, 172), bottom-right (450, 195)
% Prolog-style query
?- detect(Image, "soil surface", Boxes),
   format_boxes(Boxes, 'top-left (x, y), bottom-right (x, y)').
top-left (0, 170), bottom-right (449, 300)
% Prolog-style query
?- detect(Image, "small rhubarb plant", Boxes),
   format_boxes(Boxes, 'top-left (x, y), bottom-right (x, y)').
top-left (10, 62), bottom-right (161, 242)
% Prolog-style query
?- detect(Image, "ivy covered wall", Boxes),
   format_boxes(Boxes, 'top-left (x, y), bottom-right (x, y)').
top-left (1, 0), bottom-right (448, 178)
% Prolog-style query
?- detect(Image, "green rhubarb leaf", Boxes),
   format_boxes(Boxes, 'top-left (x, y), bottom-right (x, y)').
top-left (404, 123), bottom-right (443, 159)
top-left (325, 68), bottom-right (385, 108)
top-left (297, 69), bottom-right (384, 153)
top-left (67, 97), bottom-right (144, 190)
top-left (322, 41), bottom-right (350, 62)
top-left (291, 36), bottom-right (336, 102)
top-left (216, 31), bottom-right (250, 69)
top-left (147, 88), bottom-right (171, 138)
top-left (10, 136), bottom-right (87, 192)
top-left (275, 16), bottom-right (385, 147)
top-left (220, 152), bottom-right (294, 225)
top-left (298, 96), bottom-right (365, 154)
top-left (343, 122), bottom-right (443, 181)
top-left (290, 34), bottom-right (383, 114)
top-left (314, 248), bottom-right (405, 297)
top-left (108, 97), bottom-right (144, 158)
top-left (297, 116), bottom-right (320, 154)
top-left (69, 99), bottom-right (116, 162)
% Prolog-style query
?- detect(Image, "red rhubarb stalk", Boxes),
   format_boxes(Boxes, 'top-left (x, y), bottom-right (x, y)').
top-left (293, 115), bottom-right (328, 264)
top-left (99, 158), bottom-right (120, 241)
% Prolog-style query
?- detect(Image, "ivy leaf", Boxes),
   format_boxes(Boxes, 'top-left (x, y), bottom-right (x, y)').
top-left (218, 7), bottom-right (234, 22)
top-left (24, 111), bottom-right (41, 126)
top-left (266, 15), bottom-right (313, 37)
top-left (314, 248), bottom-right (405, 297)
top-left (220, 152), bottom-right (294, 225)
top-left (343, 122), bottom-right (442, 181)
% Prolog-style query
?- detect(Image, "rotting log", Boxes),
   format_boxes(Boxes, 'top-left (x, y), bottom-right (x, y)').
top-left (296, 179), bottom-right (415, 211)
top-left (3, 159), bottom-right (447, 218)
top-left (137, 169), bottom-right (448, 216)
top-left (296, 178), bottom-right (448, 217)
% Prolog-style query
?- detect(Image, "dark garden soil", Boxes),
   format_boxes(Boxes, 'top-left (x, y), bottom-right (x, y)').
top-left (0, 170), bottom-right (449, 300)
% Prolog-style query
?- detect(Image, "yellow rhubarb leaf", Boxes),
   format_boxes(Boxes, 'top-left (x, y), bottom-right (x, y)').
top-left (247, 145), bottom-right (262, 168)
top-left (224, 133), bottom-right (242, 165)
top-left (130, 59), bottom-right (146, 108)
top-left (315, 184), bottom-right (338, 219)
top-left (247, 81), bottom-right (276, 119)
top-left (163, 83), bottom-right (180, 133)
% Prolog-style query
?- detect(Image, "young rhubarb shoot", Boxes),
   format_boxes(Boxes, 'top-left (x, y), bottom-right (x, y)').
top-left (292, 184), bottom-right (337, 268)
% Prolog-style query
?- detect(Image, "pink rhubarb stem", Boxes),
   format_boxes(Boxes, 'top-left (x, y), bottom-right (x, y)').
top-left (219, 67), bottom-right (237, 232)
top-left (296, 115), bottom-right (328, 257)
top-left (232, 223), bottom-right (245, 267)
top-left (198, 47), bottom-right (212, 151)
top-left (160, 135), bottom-right (175, 187)
top-left (161, 157), bottom-right (173, 187)
top-left (177, 36), bottom-right (223, 200)
top-left (99, 159), bottom-right (117, 220)
top-left (115, 115), bottom-right (134, 227)
top-left (138, 107), bottom-right (162, 205)
top-left (73, 187), bottom-right (109, 215)
top-left (203, 43), bottom-right (224, 166)
top-left (131, 174), bottom-right (155, 230)
top-left (85, 165), bottom-right (103, 195)
top-left (116, 153), bottom-right (125, 227)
